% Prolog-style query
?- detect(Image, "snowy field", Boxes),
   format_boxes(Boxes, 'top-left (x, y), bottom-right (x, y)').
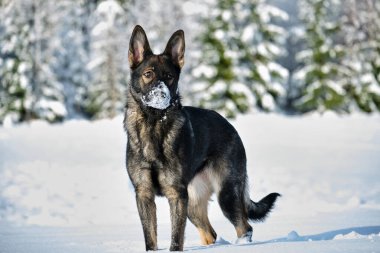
top-left (0, 113), bottom-right (380, 252)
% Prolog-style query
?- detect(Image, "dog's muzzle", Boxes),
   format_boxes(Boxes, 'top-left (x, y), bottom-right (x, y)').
top-left (142, 81), bottom-right (171, 110)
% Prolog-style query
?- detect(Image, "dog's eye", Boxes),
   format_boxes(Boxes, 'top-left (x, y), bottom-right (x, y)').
top-left (165, 73), bottom-right (174, 80)
top-left (143, 71), bottom-right (154, 79)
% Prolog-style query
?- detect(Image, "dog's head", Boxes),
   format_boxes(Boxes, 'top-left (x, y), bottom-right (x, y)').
top-left (128, 25), bottom-right (185, 111)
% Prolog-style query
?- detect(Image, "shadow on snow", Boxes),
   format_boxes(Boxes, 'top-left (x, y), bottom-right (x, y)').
top-left (183, 225), bottom-right (380, 251)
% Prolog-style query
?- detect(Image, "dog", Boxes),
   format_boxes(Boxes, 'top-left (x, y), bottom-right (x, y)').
top-left (124, 25), bottom-right (280, 251)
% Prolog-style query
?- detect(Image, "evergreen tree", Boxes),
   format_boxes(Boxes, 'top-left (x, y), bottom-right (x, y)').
top-left (340, 0), bottom-right (380, 112)
top-left (0, 0), bottom-right (34, 124)
top-left (191, 0), bottom-right (288, 117)
top-left (0, 1), bottom-right (5, 113)
top-left (84, 0), bottom-right (128, 119)
top-left (0, 0), bottom-right (66, 125)
top-left (52, 1), bottom-right (90, 118)
top-left (294, 0), bottom-right (350, 113)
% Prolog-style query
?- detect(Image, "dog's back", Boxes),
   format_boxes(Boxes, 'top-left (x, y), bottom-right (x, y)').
top-left (183, 106), bottom-right (244, 172)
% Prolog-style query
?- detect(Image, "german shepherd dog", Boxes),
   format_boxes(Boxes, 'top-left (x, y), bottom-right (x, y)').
top-left (124, 25), bottom-right (280, 251)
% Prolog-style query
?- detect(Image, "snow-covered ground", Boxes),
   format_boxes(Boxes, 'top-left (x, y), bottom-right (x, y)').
top-left (0, 113), bottom-right (380, 252)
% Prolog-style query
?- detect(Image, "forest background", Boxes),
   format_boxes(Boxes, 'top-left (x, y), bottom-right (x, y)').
top-left (0, 0), bottom-right (379, 125)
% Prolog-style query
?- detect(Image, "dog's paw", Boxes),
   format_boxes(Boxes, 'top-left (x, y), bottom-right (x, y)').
top-left (169, 243), bottom-right (183, 251)
top-left (146, 245), bottom-right (158, 251)
top-left (235, 231), bottom-right (253, 244)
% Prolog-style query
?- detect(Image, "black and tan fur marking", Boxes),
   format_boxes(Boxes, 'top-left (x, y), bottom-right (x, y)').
top-left (124, 25), bottom-right (280, 251)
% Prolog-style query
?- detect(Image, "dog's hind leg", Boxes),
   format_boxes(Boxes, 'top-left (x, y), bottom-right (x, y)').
top-left (187, 172), bottom-right (217, 245)
top-left (217, 177), bottom-right (253, 242)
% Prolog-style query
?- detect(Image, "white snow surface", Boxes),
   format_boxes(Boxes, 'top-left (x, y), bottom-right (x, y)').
top-left (0, 113), bottom-right (380, 252)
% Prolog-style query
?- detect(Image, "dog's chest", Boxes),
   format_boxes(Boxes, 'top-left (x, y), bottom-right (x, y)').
top-left (127, 115), bottom-right (179, 164)
top-left (139, 123), bottom-right (165, 161)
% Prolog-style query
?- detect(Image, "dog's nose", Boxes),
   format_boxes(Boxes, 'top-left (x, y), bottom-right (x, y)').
top-left (157, 81), bottom-right (165, 89)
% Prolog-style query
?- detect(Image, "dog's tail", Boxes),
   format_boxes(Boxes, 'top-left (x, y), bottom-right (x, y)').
top-left (247, 193), bottom-right (281, 222)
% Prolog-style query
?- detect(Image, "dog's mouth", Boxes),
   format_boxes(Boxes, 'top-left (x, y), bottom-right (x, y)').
top-left (141, 81), bottom-right (171, 110)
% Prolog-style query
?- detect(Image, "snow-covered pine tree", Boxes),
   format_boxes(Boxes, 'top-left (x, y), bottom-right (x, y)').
top-left (268, 0), bottom-right (307, 114)
top-left (0, 1), bottom-right (4, 104)
top-left (30, 1), bottom-right (67, 122)
top-left (340, 0), bottom-right (380, 112)
top-left (190, 0), bottom-right (241, 118)
top-left (0, 0), bottom-right (34, 124)
top-left (84, 0), bottom-right (128, 119)
top-left (191, 0), bottom-right (288, 117)
top-left (51, 1), bottom-right (90, 119)
top-left (294, 0), bottom-right (351, 113)
top-left (238, 0), bottom-right (289, 112)
top-left (0, 0), bottom-right (66, 125)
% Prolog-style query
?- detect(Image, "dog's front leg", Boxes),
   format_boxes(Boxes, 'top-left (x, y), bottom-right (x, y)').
top-left (163, 185), bottom-right (188, 251)
top-left (135, 185), bottom-right (157, 251)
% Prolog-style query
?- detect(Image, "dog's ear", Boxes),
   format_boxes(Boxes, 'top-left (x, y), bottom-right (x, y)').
top-left (164, 30), bottom-right (185, 69)
top-left (129, 25), bottom-right (152, 69)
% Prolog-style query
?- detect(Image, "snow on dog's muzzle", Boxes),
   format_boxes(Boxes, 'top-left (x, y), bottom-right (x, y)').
top-left (142, 81), bottom-right (171, 110)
